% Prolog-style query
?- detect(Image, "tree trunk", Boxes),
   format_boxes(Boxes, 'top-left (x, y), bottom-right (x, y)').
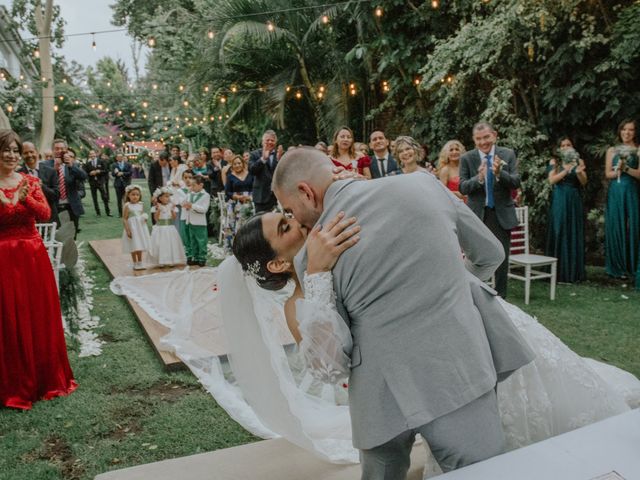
top-left (0, 109), bottom-right (11, 130)
top-left (35, 0), bottom-right (55, 151)
top-left (296, 52), bottom-right (322, 140)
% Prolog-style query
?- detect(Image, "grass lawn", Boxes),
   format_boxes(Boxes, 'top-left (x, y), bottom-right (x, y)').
top-left (1, 179), bottom-right (638, 479)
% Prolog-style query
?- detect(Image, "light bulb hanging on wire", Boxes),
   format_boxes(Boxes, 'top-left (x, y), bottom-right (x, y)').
top-left (91, 33), bottom-right (96, 51)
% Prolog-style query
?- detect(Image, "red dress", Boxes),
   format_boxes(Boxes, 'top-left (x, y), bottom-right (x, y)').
top-left (447, 176), bottom-right (467, 204)
top-left (0, 174), bottom-right (77, 410)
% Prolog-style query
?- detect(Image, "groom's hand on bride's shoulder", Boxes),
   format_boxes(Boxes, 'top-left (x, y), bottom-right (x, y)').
top-left (306, 211), bottom-right (361, 274)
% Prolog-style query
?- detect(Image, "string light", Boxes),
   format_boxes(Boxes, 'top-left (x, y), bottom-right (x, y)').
top-left (349, 83), bottom-right (357, 95)
top-left (54, 105), bottom-right (59, 112)
top-left (6, 104), bottom-right (13, 113)
top-left (267, 21), bottom-right (275, 32)
top-left (183, 100), bottom-right (189, 107)
top-left (142, 101), bottom-right (149, 108)
top-left (414, 77), bottom-right (421, 86)
top-left (231, 85), bottom-right (237, 93)
top-left (321, 15), bottom-right (330, 24)
top-left (179, 85), bottom-right (185, 92)
top-left (152, 83), bottom-right (158, 90)
top-left (33, 48), bottom-right (40, 58)
top-left (382, 80), bottom-right (390, 92)
top-left (431, 0), bottom-right (439, 8)
top-left (91, 33), bottom-right (96, 50)
top-left (220, 96), bottom-right (226, 103)
top-left (207, 30), bottom-right (214, 39)
top-left (148, 36), bottom-right (156, 48)
top-left (295, 91), bottom-right (302, 100)
top-left (375, 6), bottom-right (383, 17)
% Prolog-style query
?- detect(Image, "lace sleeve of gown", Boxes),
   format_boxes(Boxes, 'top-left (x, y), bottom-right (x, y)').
top-left (23, 178), bottom-right (52, 222)
top-left (296, 271), bottom-right (353, 384)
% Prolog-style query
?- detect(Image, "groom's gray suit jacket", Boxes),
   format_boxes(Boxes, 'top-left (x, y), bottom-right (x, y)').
top-left (294, 172), bottom-right (534, 450)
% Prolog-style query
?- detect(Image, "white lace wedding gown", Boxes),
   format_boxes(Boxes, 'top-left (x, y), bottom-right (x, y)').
top-left (111, 257), bottom-right (640, 472)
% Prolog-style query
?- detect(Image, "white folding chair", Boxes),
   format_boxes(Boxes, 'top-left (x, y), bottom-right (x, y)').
top-left (507, 206), bottom-right (557, 305)
top-left (36, 222), bottom-right (57, 244)
top-left (48, 241), bottom-right (64, 289)
top-left (217, 192), bottom-right (228, 246)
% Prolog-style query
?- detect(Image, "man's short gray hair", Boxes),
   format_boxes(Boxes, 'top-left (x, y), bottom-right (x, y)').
top-left (472, 121), bottom-right (496, 134)
top-left (263, 129), bottom-right (277, 139)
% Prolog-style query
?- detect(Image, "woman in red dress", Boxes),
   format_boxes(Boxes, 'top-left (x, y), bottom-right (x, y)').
top-left (437, 139), bottom-right (467, 202)
top-left (0, 130), bottom-right (77, 410)
top-left (330, 127), bottom-right (370, 178)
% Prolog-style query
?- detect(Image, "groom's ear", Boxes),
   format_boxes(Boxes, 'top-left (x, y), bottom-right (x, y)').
top-left (266, 258), bottom-right (290, 274)
top-left (297, 182), bottom-right (316, 206)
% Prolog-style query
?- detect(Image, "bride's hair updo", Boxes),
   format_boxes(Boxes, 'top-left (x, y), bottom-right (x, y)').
top-left (232, 214), bottom-right (291, 291)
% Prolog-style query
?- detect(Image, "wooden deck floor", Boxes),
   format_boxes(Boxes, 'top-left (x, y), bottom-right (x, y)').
top-left (90, 238), bottom-right (295, 370)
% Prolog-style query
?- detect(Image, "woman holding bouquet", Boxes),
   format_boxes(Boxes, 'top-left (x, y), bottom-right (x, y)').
top-left (545, 137), bottom-right (587, 282)
top-left (604, 119), bottom-right (640, 279)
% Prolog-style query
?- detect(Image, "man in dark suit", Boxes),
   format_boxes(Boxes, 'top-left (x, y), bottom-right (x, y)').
top-left (148, 150), bottom-right (168, 196)
top-left (249, 129), bottom-right (279, 212)
top-left (52, 140), bottom-right (88, 237)
top-left (459, 121), bottom-right (521, 298)
top-left (84, 149), bottom-right (111, 216)
top-left (111, 152), bottom-right (132, 217)
top-left (19, 141), bottom-right (59, 223)
top-left (100, 152), bottom-right (112, 202)
top-left (368, 130), bottom-right (399, 178)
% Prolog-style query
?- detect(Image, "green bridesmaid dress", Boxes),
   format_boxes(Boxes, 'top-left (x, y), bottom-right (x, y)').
top-left (605, 153), bottom-right (639, 278)
top-left (545, 164), bottom-right (585, 282)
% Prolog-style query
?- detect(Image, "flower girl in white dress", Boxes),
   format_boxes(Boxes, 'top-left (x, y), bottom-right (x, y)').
top-left (121, 185), bottom-right (151, 271)
top-left (149, 188), bottom-right (187, 267)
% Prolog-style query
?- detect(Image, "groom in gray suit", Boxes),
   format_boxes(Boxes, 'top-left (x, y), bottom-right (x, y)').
top-left (273, 148), bottom-right (533, 478)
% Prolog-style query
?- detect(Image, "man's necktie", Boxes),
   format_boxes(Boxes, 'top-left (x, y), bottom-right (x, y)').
top-left (58, 166), bottom-right (67, 200)
top-left (486, 154), bottom-right (494, 208)
top-left (378, 159), bottom-right (386, 177)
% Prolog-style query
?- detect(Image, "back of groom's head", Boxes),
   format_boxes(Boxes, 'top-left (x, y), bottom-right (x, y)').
top-left (272, 146), bottom-right (333, 194)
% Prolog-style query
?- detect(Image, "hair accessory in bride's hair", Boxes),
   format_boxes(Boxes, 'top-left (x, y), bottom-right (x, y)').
top-left (245, 260), bottom-right (266, 281)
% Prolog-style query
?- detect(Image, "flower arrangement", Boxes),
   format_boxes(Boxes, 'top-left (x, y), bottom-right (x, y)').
top-left (558, 147), bottom-right (580, 167)
top-left (614, 145), bottom-right (637, 182)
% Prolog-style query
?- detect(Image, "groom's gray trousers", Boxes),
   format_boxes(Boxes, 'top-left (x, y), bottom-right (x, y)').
top-left (360, 389), bottom-right (504, 479)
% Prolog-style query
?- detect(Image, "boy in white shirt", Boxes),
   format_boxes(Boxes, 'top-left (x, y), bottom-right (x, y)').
top-left (183, 176), bottom-right (210, 266)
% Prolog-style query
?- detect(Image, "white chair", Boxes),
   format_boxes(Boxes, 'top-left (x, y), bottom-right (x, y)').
top-left (507, 206), bottom-right (557, 305)
top-left (36, 222), bottom-right (57, 244)
top-left (48, 241), bottom-right (64, 289)
top-left (217, 192), bottom-right (228, 246)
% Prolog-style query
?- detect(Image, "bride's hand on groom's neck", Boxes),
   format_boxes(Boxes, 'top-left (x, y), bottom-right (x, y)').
top-left (306, 211), bottom-right (361, 274)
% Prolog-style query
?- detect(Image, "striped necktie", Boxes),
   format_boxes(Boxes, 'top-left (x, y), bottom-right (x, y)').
top-left (58, 166), bottom-right (67, 200)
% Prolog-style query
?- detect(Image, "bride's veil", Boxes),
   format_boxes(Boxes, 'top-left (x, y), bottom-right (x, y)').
top-left (218, 256), bottom-right (357, 463)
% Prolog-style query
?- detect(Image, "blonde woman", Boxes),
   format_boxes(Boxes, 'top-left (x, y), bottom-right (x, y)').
top-left (393, 136), bottom-right (430, 174)
top-left (438, 140), bottom-right (466, 201)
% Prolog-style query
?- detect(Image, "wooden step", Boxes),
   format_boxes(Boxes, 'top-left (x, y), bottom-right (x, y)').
top-left (95, 438), bottom-right (429, 480)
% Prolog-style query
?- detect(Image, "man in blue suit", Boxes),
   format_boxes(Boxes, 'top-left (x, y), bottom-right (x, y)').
top-left (368, 130), bottom-right (399, 178)
top-left (249, 129), bottom-right (280, 212)
top-left (52, 139), bottom-right (88, 238)
top-left (112, 152), bottom-right (132, 217)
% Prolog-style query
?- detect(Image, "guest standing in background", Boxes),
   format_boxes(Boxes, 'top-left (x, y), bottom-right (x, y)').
top-left (53, 143), bottom-right (87, 237)
top-left (0, 129), bottom-right (77, 410)
top-left (249, 129), bottom-right (279, 213)
top-left (84, 149), bottom-right (111, 217)
top-left (394, 136), bottom-right (430, 174)
top-left (369, 130), bottom-right (399, 178)
top-left (438, 140), bottom-right (467, 201)
top-left (460, 121), bottom-right (521, 299)
top-left (545, 137), bottom-right (587, 283)
top-left (18, 141), bottom-right (59, 223)
top-left (330, 127), bottom-right (363, 174)
top-left (354, 142), bottom-right (372, 179)
top-left (604, 119), bottom-right (639, 279)
top-left (112, 153), bottom-right (132, 217)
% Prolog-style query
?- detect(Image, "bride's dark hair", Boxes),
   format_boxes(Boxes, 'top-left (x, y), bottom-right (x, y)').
top-left (232, 214), bottom-right (291, 291)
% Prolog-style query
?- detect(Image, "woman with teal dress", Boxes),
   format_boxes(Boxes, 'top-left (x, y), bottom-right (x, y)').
top-left (604, 119), bottom-right (640, 279)
top-left (546, 137), bottom-right (587, 282)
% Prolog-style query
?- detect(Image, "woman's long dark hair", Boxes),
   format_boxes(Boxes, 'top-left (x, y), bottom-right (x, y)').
top-left (232, 214), bottom-right (291, 291)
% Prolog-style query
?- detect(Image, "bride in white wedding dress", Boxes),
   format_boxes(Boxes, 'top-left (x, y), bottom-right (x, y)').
top-left (111, 211), bottom-right (640, 473)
